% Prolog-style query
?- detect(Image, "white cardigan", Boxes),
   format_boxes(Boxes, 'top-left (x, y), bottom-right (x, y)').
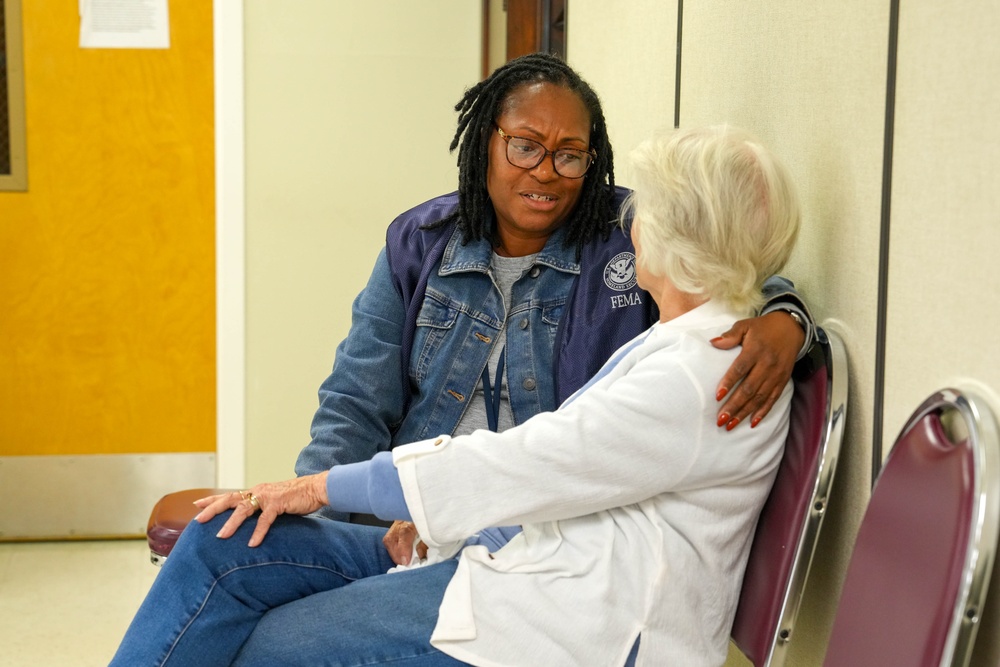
top-left (393, 300), bottom-right (792, 667)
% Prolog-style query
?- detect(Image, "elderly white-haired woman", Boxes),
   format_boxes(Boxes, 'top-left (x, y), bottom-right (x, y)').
top-left (113, 125), bottom-right (801, 667)
top-left (627, 124), bottom-right (800, 319)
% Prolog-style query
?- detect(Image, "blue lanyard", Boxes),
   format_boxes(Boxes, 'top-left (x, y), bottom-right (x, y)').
top-left (481, 346), bottom-right (506, 432)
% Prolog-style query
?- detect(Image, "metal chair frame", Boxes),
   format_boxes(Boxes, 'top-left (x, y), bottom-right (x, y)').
top-left (921, 389), bottom-right (1000, 667)
top-left (731, 327), bottom-right (848, 666)
top-left (823, 388), bottom-right (1000, 667)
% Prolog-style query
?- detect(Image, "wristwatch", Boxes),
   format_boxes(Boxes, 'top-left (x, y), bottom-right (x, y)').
top-left (783, 309), bottom-right (805, 330)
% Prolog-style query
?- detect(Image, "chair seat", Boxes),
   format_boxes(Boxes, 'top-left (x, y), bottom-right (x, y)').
top-left (147, 488), bottom-right (233, 565)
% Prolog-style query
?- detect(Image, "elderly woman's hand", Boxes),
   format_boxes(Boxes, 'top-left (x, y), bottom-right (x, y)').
top-left (710, 310), bottom-right (805, 430)
top-left (383, 520), bottom-right (428, 566)
top-left (193, 472), bottom-right (329, 547)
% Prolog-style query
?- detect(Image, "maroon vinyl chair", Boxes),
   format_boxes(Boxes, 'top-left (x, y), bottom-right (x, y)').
top-left (823, 387), bottom-right (1000, 667)
top-left (730, 328), bottom-right (848, 666)
top-left (147, 487), bottom-right (233, 565)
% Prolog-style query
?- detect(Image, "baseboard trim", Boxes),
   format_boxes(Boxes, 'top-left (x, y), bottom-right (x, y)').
top-left (0, 453), bottom-right (215, 540)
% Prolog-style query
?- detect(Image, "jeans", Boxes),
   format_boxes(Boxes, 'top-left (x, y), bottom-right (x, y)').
top-left (111, 513), bottom-right (468, 666)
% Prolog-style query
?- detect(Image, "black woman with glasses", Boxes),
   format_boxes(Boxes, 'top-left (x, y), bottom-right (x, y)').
top-left (296, 53), bottom-right (811, 557)
top-left (112, 53), bottom-right (812, 666)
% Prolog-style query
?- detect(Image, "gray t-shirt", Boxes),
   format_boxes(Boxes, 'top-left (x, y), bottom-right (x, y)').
top-left (453, 252), bottom-right (536, 436)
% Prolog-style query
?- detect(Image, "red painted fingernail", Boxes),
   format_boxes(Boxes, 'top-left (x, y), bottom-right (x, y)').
top-left (751, 416), bottom-right (762, 428)
top-left (726, 417), bottom-right (740, 431)
top-left (717, 413), bottom-right (730, 428)
top-left (716, 387), bottom-right (728, 401)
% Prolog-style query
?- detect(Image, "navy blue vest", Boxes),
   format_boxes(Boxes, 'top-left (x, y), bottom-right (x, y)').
top-left (384, 189), bottom-right (657, 410)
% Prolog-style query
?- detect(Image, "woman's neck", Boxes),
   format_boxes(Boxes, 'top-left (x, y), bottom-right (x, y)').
top-left (494, 237), bottom-right (547, 258)
top-left (493, 226), bottom-right (551, 257)
top-left (650, 280), bottom-right (709, 322)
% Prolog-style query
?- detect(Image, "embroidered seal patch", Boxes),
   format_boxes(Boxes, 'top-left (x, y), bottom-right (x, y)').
top-left (603, 252), bottom-right (637, 291)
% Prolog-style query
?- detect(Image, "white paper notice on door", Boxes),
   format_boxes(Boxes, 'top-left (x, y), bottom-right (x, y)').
top-left (79, 0), bottom-right (170, 49)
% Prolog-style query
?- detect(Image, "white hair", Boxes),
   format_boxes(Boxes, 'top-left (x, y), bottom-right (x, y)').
top-left (622, 125), bottom-right (801, 315)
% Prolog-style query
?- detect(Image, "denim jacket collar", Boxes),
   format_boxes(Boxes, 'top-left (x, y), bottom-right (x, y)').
top-left (438, 224), bottom-right (582, 277)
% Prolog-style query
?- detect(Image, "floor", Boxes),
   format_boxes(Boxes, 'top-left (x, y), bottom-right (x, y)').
top-left (0, 539), bottom-right (757, 667)
top-left (0, 539), bottom-right (158, 666)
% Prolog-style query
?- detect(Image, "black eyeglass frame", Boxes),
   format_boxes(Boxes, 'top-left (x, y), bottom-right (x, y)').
top-left (494, 125), bottom-right (597, 179)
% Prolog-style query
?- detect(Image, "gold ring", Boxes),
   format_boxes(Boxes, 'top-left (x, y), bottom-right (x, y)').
top-left (248, 494), bottom-right (261, 511)
top-left (240, 490), bottom-right (252, 501)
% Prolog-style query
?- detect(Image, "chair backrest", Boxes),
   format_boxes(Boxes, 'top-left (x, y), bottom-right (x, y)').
top-left (823, 388), bottom-right (1000, 667)
top-left (731, 327), bottom-right (848, 667)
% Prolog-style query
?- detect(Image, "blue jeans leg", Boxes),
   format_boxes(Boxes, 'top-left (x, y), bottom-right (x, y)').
top-left (111, 513), bottom-right (400, 666)
top-left (233, 559), bottom-right (468, 667)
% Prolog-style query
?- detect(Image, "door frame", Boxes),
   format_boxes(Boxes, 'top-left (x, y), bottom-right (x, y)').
top-left (214, 1), bottom-right (245, 488)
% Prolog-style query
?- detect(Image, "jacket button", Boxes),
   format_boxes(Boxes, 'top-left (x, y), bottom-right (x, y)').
top-left (530, 267), bottom-right (540, 278)
top-left (519, 318), bottom-right (528, 330)
top-left (522, 378), bottom-right (536, 390)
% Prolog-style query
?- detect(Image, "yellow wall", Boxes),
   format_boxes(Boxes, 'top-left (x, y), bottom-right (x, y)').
top-left (0, 1), bottom-right (215, 456)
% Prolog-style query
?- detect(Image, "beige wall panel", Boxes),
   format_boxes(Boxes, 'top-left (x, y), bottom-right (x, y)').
top-left (887, 3), bottom-right (1000, 664)
top-left (567, 0), bottom-right (678, 187)
top-left (679, 4), bottom-right (889, 664)
top-left (487, 0), bottom-right (507, 74)
top-left (884, 3), bottom-right (1000, 446)
top-left (244, 2), bottom-right (480, 484)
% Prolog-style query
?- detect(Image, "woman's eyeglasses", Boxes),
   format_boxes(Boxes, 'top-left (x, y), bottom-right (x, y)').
top-left (495, 125), bottom-right (596, 179)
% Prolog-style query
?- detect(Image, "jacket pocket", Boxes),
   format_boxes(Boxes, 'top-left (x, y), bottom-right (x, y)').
top-left (412, 289), bottom-right (461, 382)
top-left (540, 301), bottom-right (565, 345)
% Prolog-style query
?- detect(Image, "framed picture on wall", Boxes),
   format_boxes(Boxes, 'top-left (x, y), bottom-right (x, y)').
top-left (1, 0), bottom-right (27, 191)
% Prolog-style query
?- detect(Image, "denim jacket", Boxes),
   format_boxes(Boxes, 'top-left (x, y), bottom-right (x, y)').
top-left (296, 192), bottom-right (813, 520)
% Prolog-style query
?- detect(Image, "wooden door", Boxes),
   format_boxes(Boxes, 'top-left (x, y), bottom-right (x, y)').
top-left (0, 0), bottom-right (216, 539)
top-left (506, 0), bottom-right (567, 60)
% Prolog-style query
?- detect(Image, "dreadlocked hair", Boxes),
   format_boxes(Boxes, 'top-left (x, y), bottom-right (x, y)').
top-left (428, 52), bottom-right (616, 256)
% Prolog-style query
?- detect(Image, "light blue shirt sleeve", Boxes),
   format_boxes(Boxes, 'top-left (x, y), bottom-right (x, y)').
top-left (466, 525), bottom-right (524, 550)
top-left (326, 452), bottom-right (523, 552)
top-left (326, 452), bottom-right (412, 522)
